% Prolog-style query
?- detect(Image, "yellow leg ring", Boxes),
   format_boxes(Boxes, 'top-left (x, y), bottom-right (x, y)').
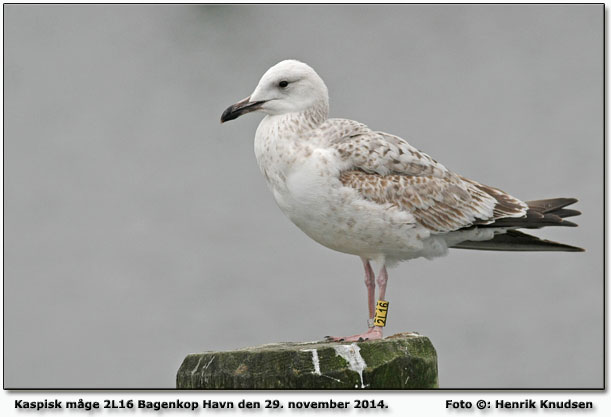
top-left (373, 300), bottom-right (389, 327)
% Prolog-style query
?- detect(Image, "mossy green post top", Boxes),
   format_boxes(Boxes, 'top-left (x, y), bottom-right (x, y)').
top-left (176, 333), bottom-right (438, 389)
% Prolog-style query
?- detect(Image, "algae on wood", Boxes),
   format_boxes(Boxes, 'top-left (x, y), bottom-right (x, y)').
top-left (177, 332), bottom-right (438, 389)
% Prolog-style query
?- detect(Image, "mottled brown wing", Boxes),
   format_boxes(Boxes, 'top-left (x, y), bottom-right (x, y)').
top-left (332, 130), bottom-right (450, 178)
top-left (328, 124), bottom-right (528, 233)
top-left (460, 177), bottom-right (529, 220)
top-left (339, 170), bottom-right (504, 233)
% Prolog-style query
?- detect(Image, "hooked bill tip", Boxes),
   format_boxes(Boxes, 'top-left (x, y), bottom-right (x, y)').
top-left (220, 98), bottom-right (264, 124)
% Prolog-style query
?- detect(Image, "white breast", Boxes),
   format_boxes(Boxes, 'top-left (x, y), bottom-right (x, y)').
top-left (255, 116), bottom-right (337, 216)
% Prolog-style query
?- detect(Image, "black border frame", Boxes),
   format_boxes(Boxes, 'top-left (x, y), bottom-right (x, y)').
top-left (2, 2), bottom-right (606, 391)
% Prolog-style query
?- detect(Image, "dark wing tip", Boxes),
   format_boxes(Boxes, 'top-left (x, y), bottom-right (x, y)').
top-left (526, 198), bottom-right (579, 213)
top-left (560, 220), bottom-right (578, 227)
top-left (553, 208), bottom-right (582, 218)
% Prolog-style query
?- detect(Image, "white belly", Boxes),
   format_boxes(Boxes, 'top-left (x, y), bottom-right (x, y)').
top-left (269, 151), bottom-right (441, 261)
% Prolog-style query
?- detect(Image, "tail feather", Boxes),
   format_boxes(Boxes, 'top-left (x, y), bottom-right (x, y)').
top-left (477, 197), bottom-right (581, 229)
top-left (452, 230), bottom-right (584, 252)
top-left (455, 198), bottom-right (583, 251)
top-left (525, 198), bottom-right (577, 213)
top-left (551, 208), bottom-right (582, 219)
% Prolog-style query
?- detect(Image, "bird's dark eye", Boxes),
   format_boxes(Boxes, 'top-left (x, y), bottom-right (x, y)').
top-left (278, 80), bottom-right (289, 88)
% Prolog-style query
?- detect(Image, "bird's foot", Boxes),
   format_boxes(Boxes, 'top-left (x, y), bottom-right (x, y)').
top-left (325, 327), bottom-right (383, 342)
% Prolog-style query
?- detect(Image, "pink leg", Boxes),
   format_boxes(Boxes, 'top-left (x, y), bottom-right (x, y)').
top-left (364, 265), bottom-right (389, 339)
top-left (326, 262), bottom-right (388, 342)
top-left (362, 258), bottom-right (376, 320)
top-left (377, 265), bottom-right (388, 301)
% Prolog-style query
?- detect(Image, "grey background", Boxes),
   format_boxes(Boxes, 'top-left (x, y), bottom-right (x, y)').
top-left (4, 5), bottom-right (603, 389)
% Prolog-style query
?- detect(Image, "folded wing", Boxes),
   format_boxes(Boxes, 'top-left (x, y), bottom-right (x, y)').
top-left (328, 121), bottom-right (529, 233)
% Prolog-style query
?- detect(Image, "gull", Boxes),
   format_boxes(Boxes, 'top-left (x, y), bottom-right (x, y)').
top-left (220, 59), bottom-right (583, 342)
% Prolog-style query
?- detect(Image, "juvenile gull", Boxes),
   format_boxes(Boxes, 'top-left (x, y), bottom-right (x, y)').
top-left (221, 59), bottom-right (583, 342)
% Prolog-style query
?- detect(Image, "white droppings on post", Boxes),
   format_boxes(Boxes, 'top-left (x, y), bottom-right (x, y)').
top-left (301, 349), bottom-right (321, 375)
top-left (191, 357), bottom-right (203, 376)
top-left (203, 356), bottom-right (215, 370)
top-left (333, 343), bottom-right (368, 388)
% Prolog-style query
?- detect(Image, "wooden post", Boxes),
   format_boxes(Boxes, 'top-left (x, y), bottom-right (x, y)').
top-left (177, 333), bottom-right (438, 389)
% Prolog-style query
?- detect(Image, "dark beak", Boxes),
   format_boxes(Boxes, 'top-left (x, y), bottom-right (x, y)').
top-left (220, 96), bottom-right (265, 123)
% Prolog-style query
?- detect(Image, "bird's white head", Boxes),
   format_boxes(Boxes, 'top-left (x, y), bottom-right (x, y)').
top-left (221, 60), bottom-right (329, 123)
